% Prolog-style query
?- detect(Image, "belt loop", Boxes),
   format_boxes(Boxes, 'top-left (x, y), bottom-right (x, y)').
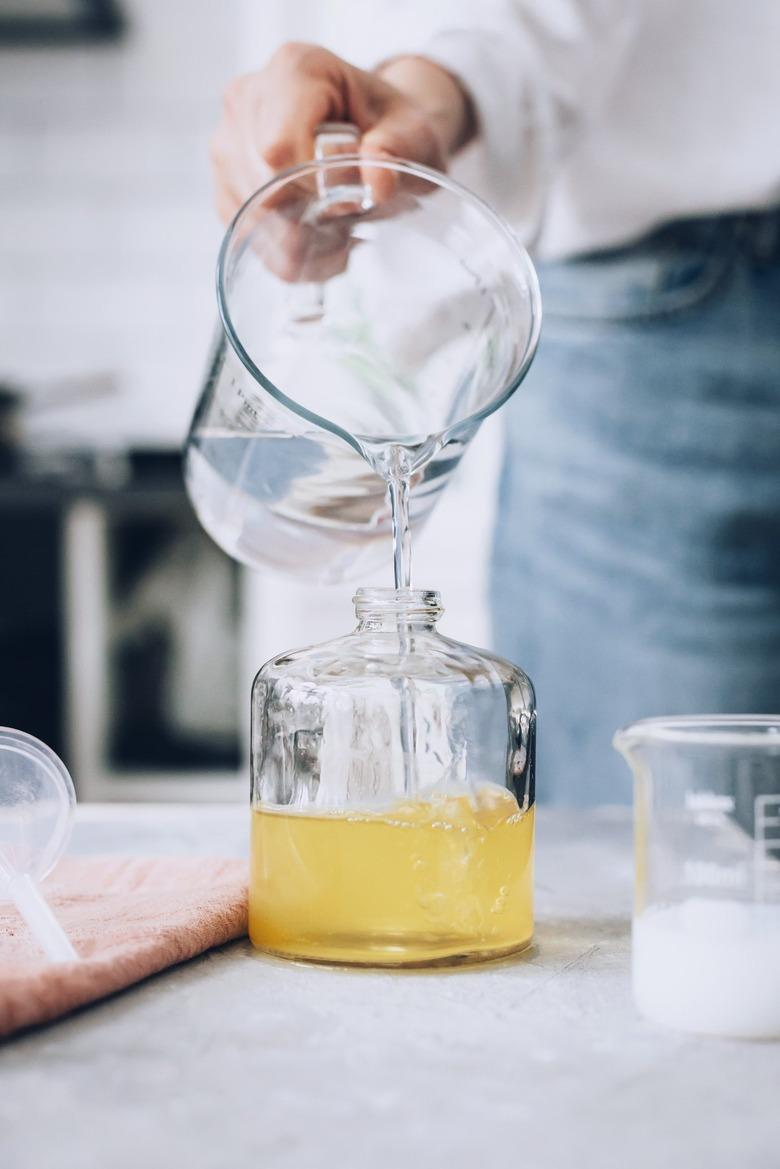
top-left (750, 209), bottom-right (780, 264)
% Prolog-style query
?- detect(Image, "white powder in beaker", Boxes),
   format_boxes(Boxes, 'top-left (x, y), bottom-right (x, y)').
top-left (633, 899), bottom-right (780, 1039)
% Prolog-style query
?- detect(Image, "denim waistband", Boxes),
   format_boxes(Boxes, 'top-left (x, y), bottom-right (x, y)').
top-left (623, 206), bottom-right (780, 265)
top-left (540, 206), bottom-right (780, 323)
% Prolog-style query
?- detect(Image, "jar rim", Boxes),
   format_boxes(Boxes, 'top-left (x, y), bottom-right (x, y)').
top-left (353, 587), bottom-right (442, 615)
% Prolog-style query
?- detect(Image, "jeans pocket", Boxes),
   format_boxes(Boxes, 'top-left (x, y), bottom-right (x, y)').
top-left (540, 220), bottom-right (738, 323)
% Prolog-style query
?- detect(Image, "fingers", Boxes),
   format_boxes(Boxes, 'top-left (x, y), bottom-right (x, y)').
top-left (238, 45), bottom-right (343, 171)
top-left (211, 48), bottom-right (354, 223)
top-left (209, 45), bottom-right (455, 281)
top-left (210, 46), bottom-right (452, 223)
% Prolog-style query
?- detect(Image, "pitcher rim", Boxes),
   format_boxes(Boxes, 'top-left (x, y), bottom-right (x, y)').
top-left (215, 152), bottom-right (543, 455)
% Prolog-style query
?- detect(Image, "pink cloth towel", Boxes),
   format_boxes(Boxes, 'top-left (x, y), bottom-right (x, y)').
top-left (0, 855), bottom-right (248, 1039)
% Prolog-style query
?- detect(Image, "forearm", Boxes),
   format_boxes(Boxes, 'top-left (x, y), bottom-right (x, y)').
top-left (412, 5), bottom-right (640, 224)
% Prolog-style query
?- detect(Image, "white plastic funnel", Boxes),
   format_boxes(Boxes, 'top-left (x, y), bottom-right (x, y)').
top-left (0, 727), bottom-right (78, 963)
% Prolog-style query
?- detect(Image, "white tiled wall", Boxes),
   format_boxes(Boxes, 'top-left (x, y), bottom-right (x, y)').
top-left (1, 0), bottom-right (501, 673)
top-left (0, 0), bottom-right (240, 446)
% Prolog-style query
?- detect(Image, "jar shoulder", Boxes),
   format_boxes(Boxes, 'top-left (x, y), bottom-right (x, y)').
top-left (253, 628), bottom-right (534, 700)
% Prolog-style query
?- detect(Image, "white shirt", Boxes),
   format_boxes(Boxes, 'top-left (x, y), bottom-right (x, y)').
top-left (422, 0), bottom-right (780, 258)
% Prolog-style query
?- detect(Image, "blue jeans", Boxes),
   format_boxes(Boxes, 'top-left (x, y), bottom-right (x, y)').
top-left (491, 212), bottom-right (780, 805)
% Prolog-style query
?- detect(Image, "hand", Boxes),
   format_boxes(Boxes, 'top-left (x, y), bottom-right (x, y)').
top-left (210, 43), bottom-right (474, 224)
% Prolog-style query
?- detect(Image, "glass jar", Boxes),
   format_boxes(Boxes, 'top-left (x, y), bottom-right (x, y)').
top-left (249, 587), bottom-right (536, 967)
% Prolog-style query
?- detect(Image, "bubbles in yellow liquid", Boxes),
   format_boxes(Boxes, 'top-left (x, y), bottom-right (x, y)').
top-left (249, 784), bottom-right (534, 966)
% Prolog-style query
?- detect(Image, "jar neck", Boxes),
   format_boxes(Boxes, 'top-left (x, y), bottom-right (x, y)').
top-left (353, 588), bottom-right (443, 633)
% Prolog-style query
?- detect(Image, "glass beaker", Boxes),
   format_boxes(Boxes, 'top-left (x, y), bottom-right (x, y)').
top-left (185, 127), bottom-right (541, 583)
top-left (249, 587), bottom-right (536, 966)
top-left (614, 715), bottom-right (780, 1038)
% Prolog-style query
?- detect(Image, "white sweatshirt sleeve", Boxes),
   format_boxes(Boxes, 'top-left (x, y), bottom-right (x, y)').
top-left (422, 0), bottom-right (640, 239)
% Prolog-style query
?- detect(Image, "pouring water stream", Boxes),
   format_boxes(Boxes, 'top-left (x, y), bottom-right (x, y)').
top-left (359, 439), bottom-right (434, 795)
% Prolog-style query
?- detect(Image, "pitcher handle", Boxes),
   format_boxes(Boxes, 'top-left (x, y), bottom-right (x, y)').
top-left (289, 124), bottom-right (373, 322)
top-left (313, 122), bottom-right (374, 210)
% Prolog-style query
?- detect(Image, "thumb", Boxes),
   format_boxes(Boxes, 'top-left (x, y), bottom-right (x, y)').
top-left (360, 107), bottom-right (420, 202)
top-left (360, 106), bottom-right (447, 202)
top-left (358, 138), bottom-right (400, 204)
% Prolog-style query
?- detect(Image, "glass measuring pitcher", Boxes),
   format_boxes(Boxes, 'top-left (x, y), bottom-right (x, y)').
top-left (185, 126), bottom-right (541, 583)
top-left (614, 716), bottom-right (780, 1038)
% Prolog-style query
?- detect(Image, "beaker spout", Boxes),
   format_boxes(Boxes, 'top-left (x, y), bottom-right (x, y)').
top-left (612, 722), bottom-right (647, 771)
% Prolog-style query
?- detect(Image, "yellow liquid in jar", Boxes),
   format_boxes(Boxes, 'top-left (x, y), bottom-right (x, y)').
top-left (249, 784), bottom-right (534, 967)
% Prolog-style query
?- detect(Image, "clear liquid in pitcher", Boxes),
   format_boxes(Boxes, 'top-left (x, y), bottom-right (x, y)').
top-left (185, 427), bottom-right (466, 584)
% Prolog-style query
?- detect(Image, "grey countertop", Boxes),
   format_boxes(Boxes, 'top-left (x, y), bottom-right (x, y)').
top-left (2, 804), bottom-right (778, 1169)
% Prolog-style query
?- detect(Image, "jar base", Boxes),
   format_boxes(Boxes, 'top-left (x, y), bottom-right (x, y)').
top-left (249, 931), bottom-right (534, 969)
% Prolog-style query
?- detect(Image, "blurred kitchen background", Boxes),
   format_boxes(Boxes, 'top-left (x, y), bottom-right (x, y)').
top-left (0, 0), bottom-right (498, 800)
